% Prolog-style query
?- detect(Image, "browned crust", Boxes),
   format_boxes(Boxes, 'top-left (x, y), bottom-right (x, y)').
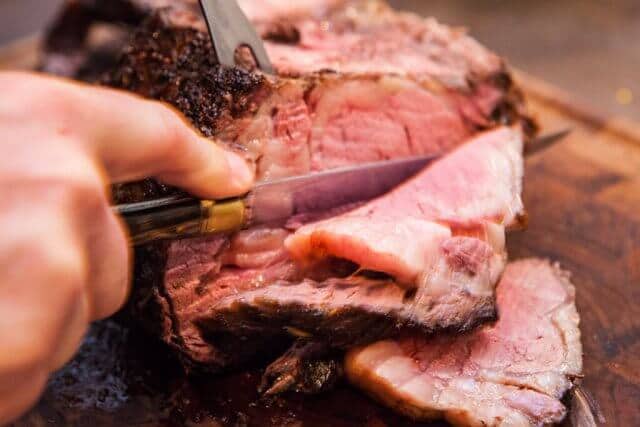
top-left (194, 280), bottom-right (497, 350)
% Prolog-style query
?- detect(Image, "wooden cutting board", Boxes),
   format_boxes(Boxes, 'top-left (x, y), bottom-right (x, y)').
top-left (2, 41), bottom-right (639, 426)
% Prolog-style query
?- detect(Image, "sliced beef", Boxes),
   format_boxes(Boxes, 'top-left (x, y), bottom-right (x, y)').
top-left (193, 127), bottom-right (522, 348)
top-left (41, 0), bottom-right (534, 370)
top-left (345, 259), bottom-right (583, 426)
top-left (138, 229), bottom-right (300, 369)
top-left (286, 126), bottom-right (524, 285)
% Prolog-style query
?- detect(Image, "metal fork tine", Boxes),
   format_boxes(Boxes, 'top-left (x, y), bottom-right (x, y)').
top-left (199, 0), bottom-right (274, 74)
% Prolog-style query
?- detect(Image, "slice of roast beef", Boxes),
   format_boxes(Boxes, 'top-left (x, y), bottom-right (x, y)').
top-left (193, 126), bottom-right (523, 348)
top-left (286, 126), bottom-right (524, 285)
top-left (44, 0), bottom-right (534, 370)
top-left (345, 259), bottom-right (583, 426)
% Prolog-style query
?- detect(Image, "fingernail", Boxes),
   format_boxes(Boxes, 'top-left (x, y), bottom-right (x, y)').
top-left (226, 152), bottom-right (254, 191)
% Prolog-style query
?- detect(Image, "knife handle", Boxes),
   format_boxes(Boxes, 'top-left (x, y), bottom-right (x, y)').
top-left (118, 198), bottom-right (247, 246)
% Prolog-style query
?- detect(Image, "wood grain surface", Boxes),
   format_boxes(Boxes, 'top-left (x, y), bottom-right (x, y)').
top-left (510, 73), bottom-right (640, 426)
top-left (2, 44), bottom-right (639, 426)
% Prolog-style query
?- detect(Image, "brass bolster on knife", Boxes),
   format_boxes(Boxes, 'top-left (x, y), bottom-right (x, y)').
top-left (200, 199), bottom-right (246, 234)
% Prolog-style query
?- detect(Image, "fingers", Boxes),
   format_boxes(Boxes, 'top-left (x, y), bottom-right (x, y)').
top-left (149, 132), bottom-right (256, 199)
top-left (0, 135), bottom-right (130, 321)
top-left (0, 368), bottom-right (48, 425)
top-left (34, 170), bottom-right (132, 322)
top-left (0, 178), bottom-right (131, 421)
top-left (74, 90), bottom-right (255, 198)
top-left (1, 72), bottom-right (255, 199)
top-left (0, 192), bottom-right (89, 377)
top-left (49, 293), bottom-right (90, 371)
top-left (0, 72), bottom-right (151, 423)
top-left (79, 198), bottom-right (131, 321)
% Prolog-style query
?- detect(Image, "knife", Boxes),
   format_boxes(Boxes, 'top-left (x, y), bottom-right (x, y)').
top-left (115, 155), bottom-right (436, 246)
top-left (116, 129), bottom-right (570, 246)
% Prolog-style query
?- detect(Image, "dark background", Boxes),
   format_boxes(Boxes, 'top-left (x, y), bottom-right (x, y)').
top-left (1, 0), bottom-right (639, 118)
top-left (390, 0), bottom-right (640, 120)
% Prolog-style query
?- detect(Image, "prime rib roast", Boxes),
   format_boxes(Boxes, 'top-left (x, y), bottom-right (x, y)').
top-left (200, 126), bottom-right (524, 346)
top-left (41, 0), bottom-right (582, 425)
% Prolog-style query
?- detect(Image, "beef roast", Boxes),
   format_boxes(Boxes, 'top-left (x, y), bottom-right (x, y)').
top-left (42, 0), bottom-right (534, 370)
top-left (194, 126), bottom-right (523, 346)
top-left (346, 259), bottom-right (583, 426)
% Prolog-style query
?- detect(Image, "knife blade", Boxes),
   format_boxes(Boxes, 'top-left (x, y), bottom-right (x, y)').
top-left (116, 155), bottom-right (437, 246)
top-left (569, 385), bottom-right (603, 427)
top-left (525, 128), bottom-right (572, 156)
top-left (247, 155), bottom-right (435, 225)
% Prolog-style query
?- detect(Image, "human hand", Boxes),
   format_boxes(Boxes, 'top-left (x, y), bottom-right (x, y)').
top-left (0, 71), bottom-right (254, 423)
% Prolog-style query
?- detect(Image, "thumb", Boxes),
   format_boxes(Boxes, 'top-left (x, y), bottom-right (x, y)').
top-left (80, 89), bottom-right (256, 199)
top-left (24, 72), bottom-right (256, 199)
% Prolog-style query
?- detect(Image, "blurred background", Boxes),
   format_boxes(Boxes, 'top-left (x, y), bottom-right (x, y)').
top-left (1, 0), bottom-right (639, 120)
